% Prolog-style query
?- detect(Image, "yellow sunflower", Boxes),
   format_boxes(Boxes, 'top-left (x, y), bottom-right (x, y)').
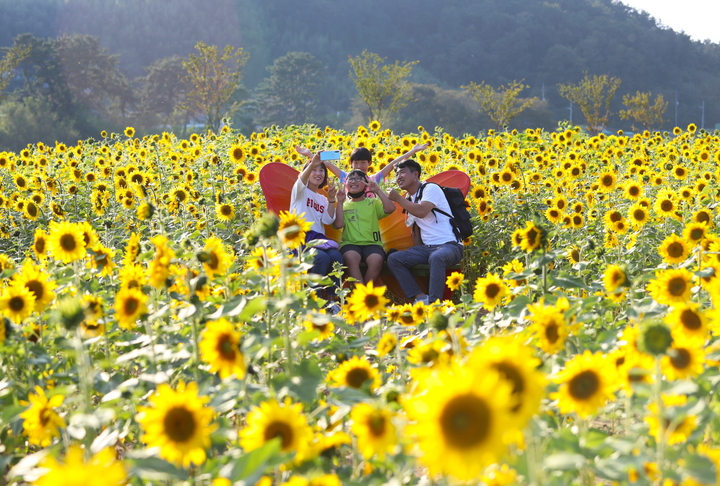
top-left (665, 303), bottom-right (709, 344)
top-left (403, 361), bottom-right (514, 480)
top-left (32, 228), bottom-right (49, 261)
top-left (327, 355), bottom-right (380, 391)
top-left (518, 221), bottom-right (544, 252)
top-left (12, 260), bottom-right (56, 312)
top-left (201, 236), bottom-right (232, 279)
top-left (347, 281), bottom-right (388, 321)
top-left (350, 402), bottom-right (397, 459)
top-left (473, 273), bottom-right (510, 310)
top-left (661, 338), bottom-right (705, 380)
top-left (658, 234), bottom-right (690, 265)
top-left (376, 332), bottom-right (398, 356)
top-left (647, 268), bottom-right (694, 305)
top-left (34, 446), bottom-right (127, 486)
top-left (645, 394), bottom-right (698, 445)
top-left (527, 301), bottom-right (569, 354)
top-left (239, 397), bottom-right (313, 458)
top-left (628, 203), bottom-right (649, 228)
top-left (20, 386), bottom-right (66, 447)
top-left (148, 235), bottom-right (176, 288)
top-left (0, 283), bottom-right (36, 323)
top-left (302, 315), bottom-right (335, 340)
top-left (467, 335), bottom-right (546, 426)
top-left (215, 202), bottom-right (235, 221)
top-left (446, 271), bottom-right (464, 292)
top-left (137, 381), bottom-right (216, 467)
top-left (277, 210), bottom-right (312, 249)
top-left (199, 318), bottom-right (246, 379)
top-left (551, 350), bottom-right (618, 418)
top-left (47, 221), bottom-right (86, 263)
top-left (114, 287), bottom-right (148, 330)
top-left (683, 222), bottom-right (709, 247)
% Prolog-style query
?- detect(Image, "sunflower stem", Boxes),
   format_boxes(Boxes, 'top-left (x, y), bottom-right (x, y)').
top-left (191, 316), bottom-right (201, 383)
top-left (653, 357), bottom-right (665, 486)
top-left (624, 390), bottom-right (632, 436)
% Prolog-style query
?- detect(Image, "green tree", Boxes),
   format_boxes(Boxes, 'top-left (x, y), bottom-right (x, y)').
top-left (348, 50), bottom-right (418, 125)
top-left (462, 80), bottom-right (537, 130)
top-left (619, 91), bottom-right (668, 131)
top-left (137, 56), bottom-right (190, 129)
top-left (0, 96), bottom-right (79, 151)
top-left (253, 52), bottom-right (325, 127)
top-left (182, 42), bottom-right (249, 133)
top-left (558, 73), bottom-right (621, 135)
top-left (0, 43), bottom-right (30, 99)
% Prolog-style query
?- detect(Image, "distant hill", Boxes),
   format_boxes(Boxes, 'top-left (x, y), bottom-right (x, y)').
top-left (2, 0), bottom-right (719, 132)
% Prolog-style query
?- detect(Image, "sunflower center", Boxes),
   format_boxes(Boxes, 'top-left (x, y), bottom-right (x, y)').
top-left (545, 322), bottom-right (559, 343)
top-left (345, 368), bottom-right (371, 388)
top-left (601, 176), bottom-right (613, 186)
top-left (493, 362), bottom-right (524, 396)
top-left (667, 277), bottom-right (687, 297)
top-left (568, 370), bottom-right (600, 400)
top-left (680, 309), bottom-right (701, 331)
top-left (633, 209), bottom-right (646, 221)
top-left (9, 296), bottom-right (26, 312)
top-left (264, 420), bottom-right (294, 449)
top-left (124, 296), bottom-right (139, 315)
top-left (217, 334), bottom-right (236, 360)
top-left (439, 394), bottom-right (490, 449)
top-left (364, 295), bottom-right (379, 309)
top-left (368, 414), bottom-right (386, 437)
top-left (670, 348), bottom-right (691, 370)
top-left (667, 242), bottom-right (684, 258)
top-left (25, 281), bottom-right (44, 301)
top-left (60, 234), bottom-right (77, 252)
top-left (35, 238), bottom-right (46, 254)
top-left (163, 406), bottom-right (196, 443)
top-left (221, 205), bottom-right (232, 216)
top-left (689, 228), bottom-right (704, 241)
top-left (485, 283), bottom-right (500, 299)
top-left (660, 200), bottom-right (673, 212)
top-left (526, 228), bottom-right (538, 244)
top-left (208, 252), bottom-right (219, 270)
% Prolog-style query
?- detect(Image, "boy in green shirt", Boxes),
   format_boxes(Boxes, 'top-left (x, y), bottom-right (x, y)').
top-left (333, 170), bottom-right (395, 286)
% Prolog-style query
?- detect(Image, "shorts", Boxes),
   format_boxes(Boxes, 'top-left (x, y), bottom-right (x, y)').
top-left (340, 244), bottom-right (386, 261)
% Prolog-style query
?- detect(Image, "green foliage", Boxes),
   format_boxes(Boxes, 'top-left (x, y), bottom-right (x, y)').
top-left (253, 52), bottom-right (325, 127)
top-left (558, 73), bottom-right (622, 135)
top-left (619, 91), bottom-right (668, 131)
top-left (462, 80), bottom-right (537, 131)
top-left (0, 96), bottom-right (79, 151)
top-left (348, 50), bottom-right (418, 125)
top-left (136, 56), bottom-right (190, 129)
top-left (182, 42), bottom-right (249, 133)
top-left (0, 43), bottom-right (30, 99)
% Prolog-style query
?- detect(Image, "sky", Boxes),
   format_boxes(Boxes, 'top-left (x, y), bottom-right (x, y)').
top-left (618, 0), bottom-right (720, 44)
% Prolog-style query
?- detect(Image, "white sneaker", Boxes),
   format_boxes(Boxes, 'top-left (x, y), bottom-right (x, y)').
top-left (413, 295), bottom-right (430, 305)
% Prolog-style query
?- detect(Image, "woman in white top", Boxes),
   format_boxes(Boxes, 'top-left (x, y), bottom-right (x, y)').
top-left (290, 151), bottom-right (343, 297)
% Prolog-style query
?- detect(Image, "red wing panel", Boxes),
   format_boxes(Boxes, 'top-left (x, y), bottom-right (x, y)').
top-left (258, 162), bottom-right (299, 214)
top-left (426, 170), bottom-right (471, 196)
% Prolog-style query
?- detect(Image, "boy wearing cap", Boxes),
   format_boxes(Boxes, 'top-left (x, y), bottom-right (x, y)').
top-left (333, 169), bottom-right (395, 285)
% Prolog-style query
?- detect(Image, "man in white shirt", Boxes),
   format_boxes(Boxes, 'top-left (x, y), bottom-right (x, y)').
top-left (387, 160), bottom-right (464, 304)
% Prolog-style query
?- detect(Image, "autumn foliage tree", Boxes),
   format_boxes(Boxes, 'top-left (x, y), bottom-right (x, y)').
top-left (182, 42), bottom-right (249, 133)
top-left (348, 50), bottom-right (418, 125)
top-left (558, 73), bottom-right (621, 135)
top-left (619, 91), bottom-right (668, 131)
top-left (462, 80), bottom-right (537, 130)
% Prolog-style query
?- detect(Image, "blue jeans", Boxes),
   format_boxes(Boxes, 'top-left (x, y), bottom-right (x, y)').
top-left (309, 248), bottom-right (343, 296)
top-left (387, 242), bottom-right (463, 303)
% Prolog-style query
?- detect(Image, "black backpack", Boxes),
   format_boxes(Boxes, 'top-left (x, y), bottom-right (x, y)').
top-left (414, 182), bottom-right (474, 240)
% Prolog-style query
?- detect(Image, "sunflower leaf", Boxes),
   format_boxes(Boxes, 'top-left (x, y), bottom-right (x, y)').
top-left (225, 439), bottom-right (283, 482)
top-left (543, 452), bottom-right (586, 470)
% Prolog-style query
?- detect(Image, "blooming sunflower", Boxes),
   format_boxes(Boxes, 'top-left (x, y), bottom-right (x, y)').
top-left (527, 301), bottom-right (569, 354)
top-left (239, 398), bottom-right (313, 458)
top-left (201, 236), bottom-right (232, 280)
top-left (20, 386), bottom-right (66, 447)
top-left (277, 210), bottom-right (312, 249)
top-left (518, 221), bottom-right (544, 252)
top-left (645, 394), bottom-right (698, 446)
top-left (467, 335), bottom-right (546, 426)
top-left (0, 283), bottom-right (36, 323)
top-left (114, 287), bottom-right (148, 330)
top-left (122, 232), bottom-right (142, 266)
top-left (327, 355), bottom-right (380, 391)
top-left (229, 144), bottom-right (245, 163)
top-left (34, 446), bottom-right (127, 486)
top-left (350, 403), bottom-right (397, 459)
top-left (628, 203), bottom-right (649, 229)
top-left (347, 281), bottom-right (388, 321)
top-left (647, 268), bottom-right (694, 305)
top-left (658, 234), bottom-right (690, 265)
top-left (148, 235), bottom-right (176, 288)
top-left (12, 260), bottom-right (56, 312)
top-left (661, 338), bottom-right (705, 380)
top-left (246, 246), bottom-right (281, 274)
top-left (665, 303), bottom-right (709, 344)
top-left (302, 315), bottom-right (335, 340)
top-left (47, 221), bottom-right (86, 263)
top-left (199, 318), bottom-right (246, 379)
top-left (551, 350), bottom-right (618, 418)
top-left (32, 228), bottom-right (49, 261)
top-left (473, 273), bottom-right (509, 310)
top-left (683, 222), bottom-right (709, 247)
top-left (376, 332), bottom-right (398, 356)
top-left (446, 271), bottom-right (464, 292)
top-left (215, 202), bottom-right (235, 221)
top-left (403, 361), bottom-right (514, 480)
top-left (137, 382), bottom-right (216, 468)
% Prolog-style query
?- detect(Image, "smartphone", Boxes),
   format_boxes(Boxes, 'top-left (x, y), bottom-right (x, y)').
top-left (320, 150), bottom-right (341, 161)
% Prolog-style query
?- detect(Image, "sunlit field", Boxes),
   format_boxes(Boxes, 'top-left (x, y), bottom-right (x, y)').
top-left (2, 121), bottom-right (720, 485)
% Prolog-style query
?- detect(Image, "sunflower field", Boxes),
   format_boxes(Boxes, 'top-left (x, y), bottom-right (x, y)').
top-left (1, 121), bottom-right (720, 486)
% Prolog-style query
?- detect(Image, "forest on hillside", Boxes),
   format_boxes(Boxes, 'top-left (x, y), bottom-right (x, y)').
top-left (1, 0), bottom-right (720, 149)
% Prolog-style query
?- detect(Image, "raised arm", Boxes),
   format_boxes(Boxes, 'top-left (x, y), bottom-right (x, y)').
top-left (388, 189), bottom-right (435, 218)
top-left (368, 180), bottom-right (396, 214)
top-left (332, 184), bottom-right (346, 229)
top-left (299, 152), bottom-right (322, 185)
top-left (377, 142), bottom-right (430, 181)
